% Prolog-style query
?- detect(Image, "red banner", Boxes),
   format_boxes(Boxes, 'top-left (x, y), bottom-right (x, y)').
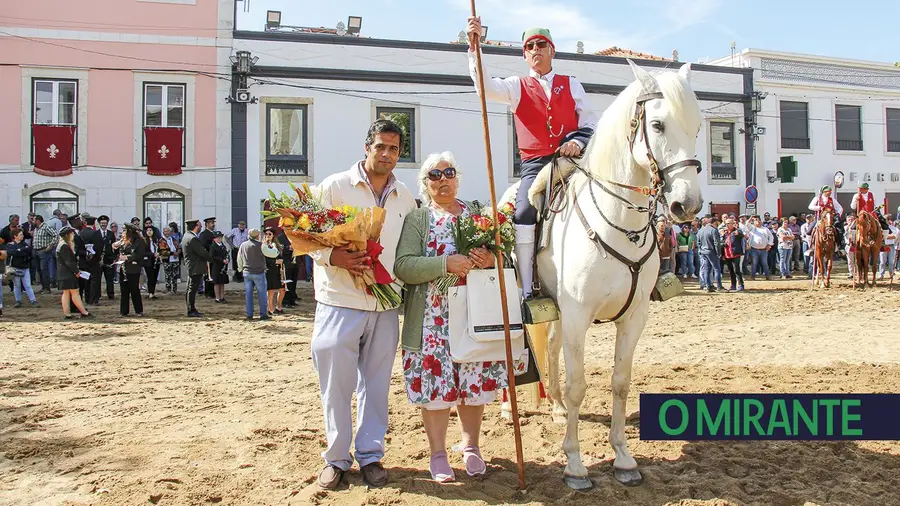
top-left (144, 127), bottom-right (184, 175)
top-left (32, 125), bottom-right (75, 177)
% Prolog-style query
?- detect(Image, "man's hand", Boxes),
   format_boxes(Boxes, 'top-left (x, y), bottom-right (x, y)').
top-left (559, 141), bottom-right (582, 158)
top-left (466, 16), bottom-right (482, 50)
top-left (329, 247), bottom-right (370, 275)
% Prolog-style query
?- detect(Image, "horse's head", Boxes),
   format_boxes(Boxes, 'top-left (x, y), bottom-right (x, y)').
top-left (626, 61), bottom-right (704, 222)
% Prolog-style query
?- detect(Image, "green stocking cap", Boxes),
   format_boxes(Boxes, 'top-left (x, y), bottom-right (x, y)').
top-left (522, 27), bottom-right (554, 48)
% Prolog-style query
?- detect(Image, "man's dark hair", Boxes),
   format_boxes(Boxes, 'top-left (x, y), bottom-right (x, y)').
top-left (34, 215), bottom-right (44, 224)
top-left (365, 119), bottom-right (405, 151)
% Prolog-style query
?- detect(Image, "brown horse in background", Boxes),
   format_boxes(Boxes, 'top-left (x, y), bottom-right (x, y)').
top-left (854, 211), bottom-right (883, 288)
top-left (812, 209), bottom-right (835, 288)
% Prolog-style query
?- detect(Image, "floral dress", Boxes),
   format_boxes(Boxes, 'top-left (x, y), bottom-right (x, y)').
top-left (402, 202), bottom-right (527, 408)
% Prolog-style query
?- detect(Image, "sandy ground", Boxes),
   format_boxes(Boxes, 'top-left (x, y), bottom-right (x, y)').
top-left (2, 267), bottom-right (900, 506)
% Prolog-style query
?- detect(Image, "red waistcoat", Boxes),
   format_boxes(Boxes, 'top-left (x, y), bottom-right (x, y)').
top-left (513, 74), bottom-right (579, 160)
top-left (857, 192), bottom-right (874, 213)
top-left (819, 195), bottom-right (834, 211)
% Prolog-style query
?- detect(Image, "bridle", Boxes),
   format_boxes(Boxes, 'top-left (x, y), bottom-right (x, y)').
top-left (560, 88), bottom-right (702, 322)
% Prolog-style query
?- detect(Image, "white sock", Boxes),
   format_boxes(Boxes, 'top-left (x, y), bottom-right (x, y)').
top-left (514, 224), bottom-right (536, 298)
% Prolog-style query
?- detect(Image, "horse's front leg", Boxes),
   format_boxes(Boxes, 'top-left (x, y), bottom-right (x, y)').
top-left (547, 320), bottom-right (567, 424)
top-left (560, 316), bottom-right (591, 490)
top-left (609, 308), bottom-right (647, 487)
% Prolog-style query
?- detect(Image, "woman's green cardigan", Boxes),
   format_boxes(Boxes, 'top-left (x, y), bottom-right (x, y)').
top-left (393, 206), bottom-right (448, 352)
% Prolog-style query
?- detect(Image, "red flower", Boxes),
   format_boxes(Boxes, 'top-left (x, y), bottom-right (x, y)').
top-left (411, 377), bottom-right (422, 393)
top-left (443, 389), bottom-right (458, 403)
top-left (434, 316), bottom-right (444, 327)
top-left (483, 379), bottom-right (498, 392)
top-left (430, 389), bottom-right (439, 401)
top-left (423, 355), bottom-right (442, 377)
top-left (482, 361), bottom-right (491, 368)
top-left (404, 358), bottom-right (412, 370)
top-left (428, 240), bottom-right (437, 249)
top-left (470, 384), bottom-right (481, 394)
top-left (437, 244), bottom-right (446, 255)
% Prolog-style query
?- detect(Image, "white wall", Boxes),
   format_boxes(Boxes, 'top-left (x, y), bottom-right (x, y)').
top-left (0, 167), bottom-right (229, 226)
top-left (242, 79), bottom-right (749, 228)
top-left (755, 80), bottom-right (900, 216)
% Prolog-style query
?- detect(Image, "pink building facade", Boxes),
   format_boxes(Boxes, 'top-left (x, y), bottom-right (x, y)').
top-left (0, 0), bottom-right (233, 230)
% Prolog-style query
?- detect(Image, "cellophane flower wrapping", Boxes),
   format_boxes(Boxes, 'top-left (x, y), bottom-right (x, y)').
top-left (262, 183), bottom-right (402, 310)
top-left (434, 200), bottom-right (517, 292)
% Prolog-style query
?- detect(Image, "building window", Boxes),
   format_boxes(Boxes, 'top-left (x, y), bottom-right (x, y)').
top-left (143, 83), bottom-right (186, 166)
top-left (143, 189), bottom-right (185, 232)
top-left (835, 104), bottom-right (863, 151)
top-left (779, 101), bottom-right (810, 150)
top-left (30, 189), bottom-right (79, 218)
top-left (709, 122), bottom-right (737, 181)
top-left (375, 106), bottom-right (416, 163)
top-left (887, 108), bottom-right (900, 153)
top-left (32, 79), bottom-right (78, 165)
top-left (266, 104), bottom-right (309, 176)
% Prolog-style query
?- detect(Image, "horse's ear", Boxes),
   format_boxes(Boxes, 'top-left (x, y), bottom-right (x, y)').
top-left (678, 63), bottom-right (692, 83)
top-left (627, 58), bottom-right (659, 94)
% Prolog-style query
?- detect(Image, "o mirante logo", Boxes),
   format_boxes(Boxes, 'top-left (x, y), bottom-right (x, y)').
top-left (640, 394), bottom-right (900, 440)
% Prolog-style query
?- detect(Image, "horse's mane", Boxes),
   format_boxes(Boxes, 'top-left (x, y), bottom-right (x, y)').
top-left (582, 68), bottom-right (702, 182)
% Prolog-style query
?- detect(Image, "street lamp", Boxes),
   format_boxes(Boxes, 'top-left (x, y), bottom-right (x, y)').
top-left (231, 50), bottom-right (257, 74)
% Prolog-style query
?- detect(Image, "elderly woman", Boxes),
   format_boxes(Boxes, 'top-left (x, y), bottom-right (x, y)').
top-left (394, 151), bottom-right (525, 484)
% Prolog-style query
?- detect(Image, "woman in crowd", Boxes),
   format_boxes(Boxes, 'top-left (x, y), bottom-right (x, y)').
top-left (722, 218), bottom-right (745, 291)
top-left (160, 226), bottom-right (182, 294)
top-left (7, 230), bottom-right (39, 308)
top-left (114, 224), bottom-right (146, 316)
top-left (394, 152), bottom-right (525, 483)
top-left (55, 227), bottom-right (91, 319)
top-left (262, 227), bottom-right (285, 315)
top-left (143, 226), bottom-right (161, 299)
top-left (776, 218), bottom-right (794, 279)
top-left (210, 231), bottom-right (230, 303)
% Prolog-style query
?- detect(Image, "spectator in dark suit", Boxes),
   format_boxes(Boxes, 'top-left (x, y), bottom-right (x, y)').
top-left (56, 227), bottom-right (92, 319)
top-left (114, 225), bottom-right (146, 317)
top-left (182, 219), bottom-right (212, 317)
top-left (79, 213), bottom-right (104, 304)
top-left (97, 215), bottom-right (117, 300)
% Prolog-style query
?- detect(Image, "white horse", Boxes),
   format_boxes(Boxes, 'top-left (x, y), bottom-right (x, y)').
top-left (500, 60), bottom-right (704, 490)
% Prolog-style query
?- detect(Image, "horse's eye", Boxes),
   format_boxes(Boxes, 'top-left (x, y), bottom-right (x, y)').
top-left (651, 120), bottom-right (664, 133)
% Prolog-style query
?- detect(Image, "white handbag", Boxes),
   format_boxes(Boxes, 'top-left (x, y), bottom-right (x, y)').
top-left (448, 268), bottom-right (525, 363)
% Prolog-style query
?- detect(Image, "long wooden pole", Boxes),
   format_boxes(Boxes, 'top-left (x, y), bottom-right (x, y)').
top-left (468, 0), bottom-right (526, 490)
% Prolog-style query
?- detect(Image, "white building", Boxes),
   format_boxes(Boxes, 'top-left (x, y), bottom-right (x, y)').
top-left (230, 30), bottom-right (754, 227)
top-left (709, 48), bottom-right (900, 218)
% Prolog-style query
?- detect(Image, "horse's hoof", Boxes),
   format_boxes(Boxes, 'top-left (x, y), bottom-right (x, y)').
top-left (564, 474), bottom-right (594, 491)
top-left (613, 467), bottom-right (643, 487)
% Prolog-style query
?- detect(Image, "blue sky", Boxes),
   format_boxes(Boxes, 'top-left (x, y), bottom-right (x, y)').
top-left (236, 0), bottom-right (900, 64)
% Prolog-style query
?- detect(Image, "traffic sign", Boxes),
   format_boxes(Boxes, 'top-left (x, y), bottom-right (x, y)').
top-left (745, 203), bottom-right (757, 215)
top-left (744, 185), bottom-right (758, 204)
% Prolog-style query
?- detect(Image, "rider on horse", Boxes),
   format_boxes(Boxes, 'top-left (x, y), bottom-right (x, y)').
top-left (807, 185), bottom-right (843, 248)
top-left (466, 17), bottom-right (597, 298)
top-left (851, 182), bottom-right (890, 234)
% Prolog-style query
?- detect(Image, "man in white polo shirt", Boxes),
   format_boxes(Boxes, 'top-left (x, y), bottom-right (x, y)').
top-left (309, 119), bottom-right (417, 490)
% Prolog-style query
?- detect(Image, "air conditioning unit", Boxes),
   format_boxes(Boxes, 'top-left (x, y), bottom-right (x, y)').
top-left (234, 89), bottom-right (252, 103)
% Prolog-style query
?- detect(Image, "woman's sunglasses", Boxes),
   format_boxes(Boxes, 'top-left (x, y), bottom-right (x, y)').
top-left (524, 40), bottom-right (549, 51)
top-left (427, 167), bottom-right (457, 181)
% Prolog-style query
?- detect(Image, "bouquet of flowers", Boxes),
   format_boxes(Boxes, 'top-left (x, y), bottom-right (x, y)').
top-left (261, 183), bottom-right (402, 310)
top-left (434, 201), bottom-right (516, 292)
